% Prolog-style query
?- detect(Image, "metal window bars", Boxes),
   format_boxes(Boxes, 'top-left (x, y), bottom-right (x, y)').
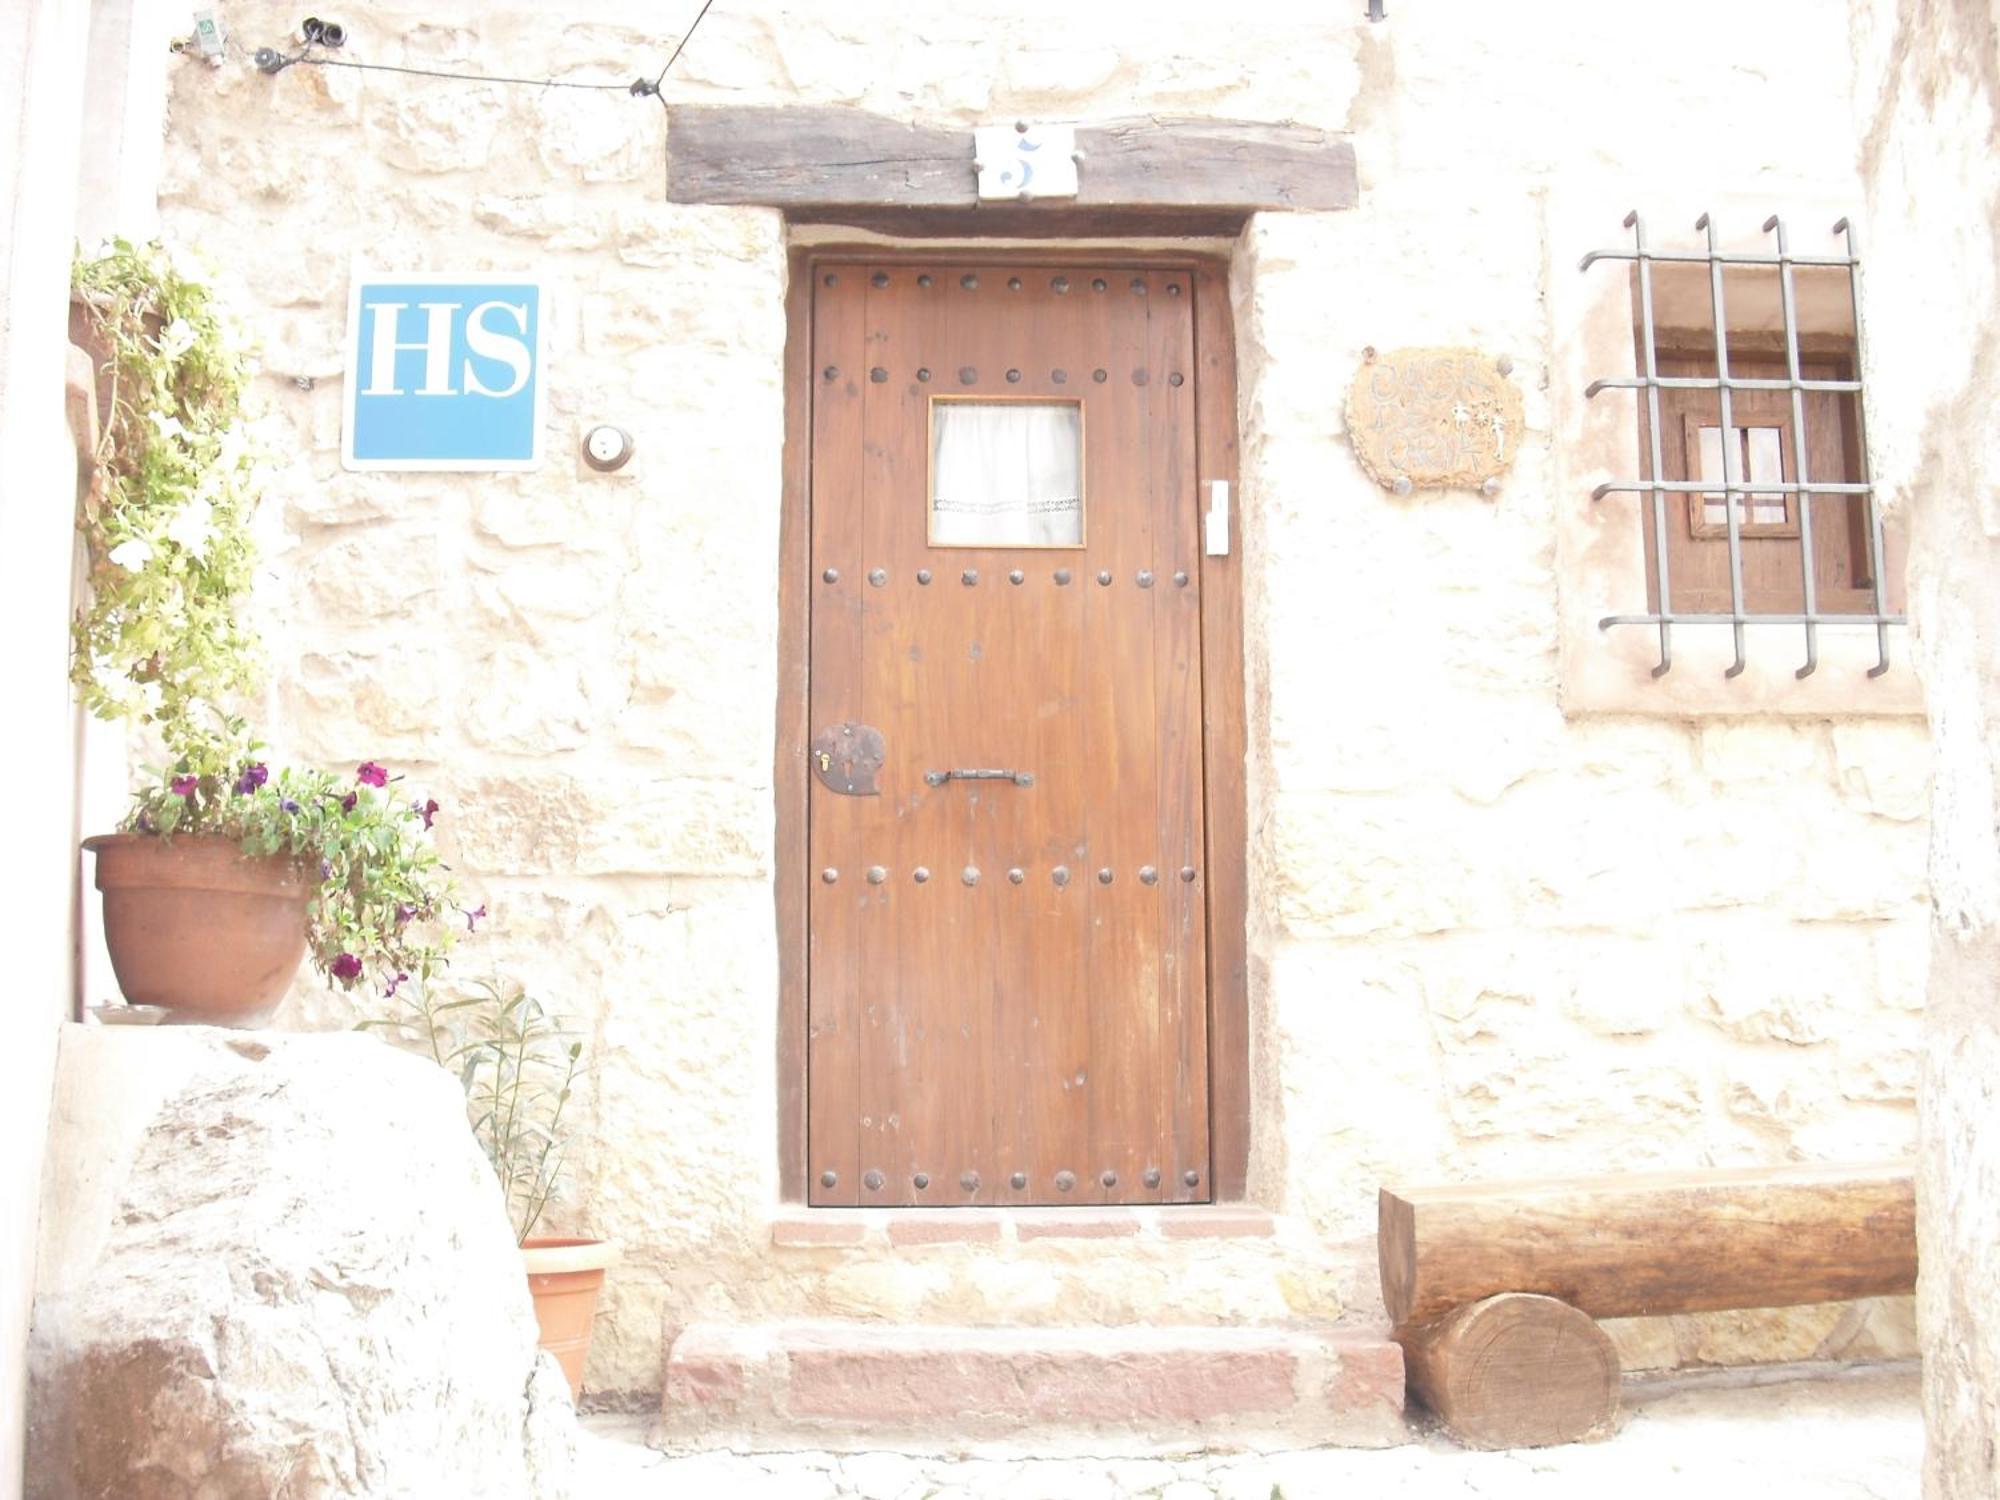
top-left (1579, 213), bottom-right (1902, 680)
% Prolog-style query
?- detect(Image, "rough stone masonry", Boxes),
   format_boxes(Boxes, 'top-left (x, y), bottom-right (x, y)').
top-left (147, 1), bottom-right (1932, 1402)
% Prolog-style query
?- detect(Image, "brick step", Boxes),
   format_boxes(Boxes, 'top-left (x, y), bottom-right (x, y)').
top-left (656, 1320), bottom-right (1407, 1455)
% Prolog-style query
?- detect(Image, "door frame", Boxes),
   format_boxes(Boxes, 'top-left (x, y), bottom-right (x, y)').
top-left (774, 243), bottom-right (1249, 1203)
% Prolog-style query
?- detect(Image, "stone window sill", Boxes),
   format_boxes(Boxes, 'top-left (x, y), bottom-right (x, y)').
top-left (769, 1206), bottom-right (1275, 1249)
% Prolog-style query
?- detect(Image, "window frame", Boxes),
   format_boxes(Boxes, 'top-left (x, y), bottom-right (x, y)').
top-left (1547, 195), bottom-right (1921, 718)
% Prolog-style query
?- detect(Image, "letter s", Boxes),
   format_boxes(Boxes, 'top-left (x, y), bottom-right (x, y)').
top-left (462, 300), bottom-right (532, 399)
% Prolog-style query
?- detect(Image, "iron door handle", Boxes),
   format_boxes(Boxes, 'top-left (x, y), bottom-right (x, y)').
top-left (924, 768), bottom-right (1034, 787)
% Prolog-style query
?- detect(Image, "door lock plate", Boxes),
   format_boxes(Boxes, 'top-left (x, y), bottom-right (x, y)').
top-left (810, 722), bottom-right (885, 796)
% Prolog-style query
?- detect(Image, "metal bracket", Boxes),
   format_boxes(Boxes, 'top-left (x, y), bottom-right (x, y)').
top-left (1204, 480), bottom-right (1231, 556)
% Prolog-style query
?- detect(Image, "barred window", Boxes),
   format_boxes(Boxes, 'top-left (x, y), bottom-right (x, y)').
top-left (1581, 214), bottom-right (1904, 679)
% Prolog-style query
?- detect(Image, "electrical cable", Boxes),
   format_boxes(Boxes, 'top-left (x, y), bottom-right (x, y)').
top-left (253, 0), bottom-right (719, 107)
top-left (652, 0), bottom-right (716, 93)
top-left (291, 55), bottom-right (641, 91)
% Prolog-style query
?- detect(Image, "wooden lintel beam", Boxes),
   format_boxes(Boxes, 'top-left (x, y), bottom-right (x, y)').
top-left (665, 105), bottom-right (1357, 215)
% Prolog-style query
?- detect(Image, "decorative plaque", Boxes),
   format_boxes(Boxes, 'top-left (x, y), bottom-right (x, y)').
top-left (1344, 346), bottom-right (1523, 495)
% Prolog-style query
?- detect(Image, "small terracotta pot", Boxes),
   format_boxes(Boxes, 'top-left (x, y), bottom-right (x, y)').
top-left (521, 1236), bottom-right (620, 1400)
top-left (83, 833), bottom-right (313, 1027)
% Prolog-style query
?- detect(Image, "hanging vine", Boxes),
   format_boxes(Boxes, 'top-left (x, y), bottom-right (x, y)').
top-left (70, 238), bottom-right (264, 759)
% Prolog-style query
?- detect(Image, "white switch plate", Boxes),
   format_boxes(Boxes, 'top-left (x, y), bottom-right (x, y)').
top-left (1204, 480), bottom-right (1231, 556)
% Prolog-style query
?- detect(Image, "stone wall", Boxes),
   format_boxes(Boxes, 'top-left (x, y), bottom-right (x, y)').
top-left (154, 1), bottom-right (1933, 1401)
top-left (2, 4), bottom-right (97, 1494)
top-left (1848, 1), bottom-right (2000, 1494)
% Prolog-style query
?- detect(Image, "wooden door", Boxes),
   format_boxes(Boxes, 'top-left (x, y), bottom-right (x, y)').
top-left (806, 259), bottom-right (1211, 1207)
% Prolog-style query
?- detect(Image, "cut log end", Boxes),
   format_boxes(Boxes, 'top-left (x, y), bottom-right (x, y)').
top-left (1397, 1293), bottom-right (1619, 1450)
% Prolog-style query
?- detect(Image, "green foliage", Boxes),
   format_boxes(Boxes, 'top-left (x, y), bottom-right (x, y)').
top-left (366, 978), bottom-right (582, 1244)
top-left (70, 239), bottom-right (264, 758)
top-left (126, 750), bottom-right (458, 994)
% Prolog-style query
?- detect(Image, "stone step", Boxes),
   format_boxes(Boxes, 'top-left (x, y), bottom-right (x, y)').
top-left (656, 1320), bottom-right (1407, 1455)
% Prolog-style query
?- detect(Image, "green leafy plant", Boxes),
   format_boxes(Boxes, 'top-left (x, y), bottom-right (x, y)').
top-left (70, 238), bottom-right (263, 757)
top-left (126, 750), bottom-right (464, 994)
top-left (366, 978), bottom-right (582, 1243)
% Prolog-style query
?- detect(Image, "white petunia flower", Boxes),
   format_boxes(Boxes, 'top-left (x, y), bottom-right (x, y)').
top-left (165, 498), bottom-right (214, 556)
top-left (148, 410), bottom-right (188, 443)
top-left (107, 537), bottom-right (155, 571)
top-left (156, 319), bottom-right (196, 359)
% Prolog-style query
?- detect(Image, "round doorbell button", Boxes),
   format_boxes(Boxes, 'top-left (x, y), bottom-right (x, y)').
top-left (582, 424), bottom-right (634, 471)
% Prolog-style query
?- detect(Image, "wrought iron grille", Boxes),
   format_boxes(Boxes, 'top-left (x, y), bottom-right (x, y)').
top-left (1580, 213), bottom-right (1903, 679)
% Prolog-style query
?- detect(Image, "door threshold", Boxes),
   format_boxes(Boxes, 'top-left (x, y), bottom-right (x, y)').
top-left (770, 1204), bottom-right (1275, 1248)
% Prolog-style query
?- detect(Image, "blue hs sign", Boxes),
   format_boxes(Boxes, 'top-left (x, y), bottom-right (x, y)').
top-left (342, 273), bottom-right (550, 470)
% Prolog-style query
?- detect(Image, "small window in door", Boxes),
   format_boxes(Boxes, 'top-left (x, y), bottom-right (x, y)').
top-left (928, 397), bottom-right (1084, 548)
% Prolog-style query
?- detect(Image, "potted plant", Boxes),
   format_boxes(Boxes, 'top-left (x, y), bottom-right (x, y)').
top-left (87, 749), bottom-right (460, 1023)
top-left (368, 977), bottom-right (618, 1401)
top-left (70, 241), bottom-right (464, 1022)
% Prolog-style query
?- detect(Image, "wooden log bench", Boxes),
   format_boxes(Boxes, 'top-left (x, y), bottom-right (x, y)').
top-left (1377, 1161), bottom-right (1916, 1449)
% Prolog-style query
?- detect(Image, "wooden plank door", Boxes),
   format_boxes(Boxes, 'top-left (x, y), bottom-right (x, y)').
top-left (806, 259), bottom-right (1210, 1208)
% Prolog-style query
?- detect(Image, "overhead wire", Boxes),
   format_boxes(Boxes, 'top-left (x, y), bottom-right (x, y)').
top-left (253, 0), bottom-right (718, 109)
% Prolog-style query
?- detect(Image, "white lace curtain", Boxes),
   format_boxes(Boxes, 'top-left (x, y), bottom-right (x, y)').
top-left (930, 401), bottom-right (1083, 547)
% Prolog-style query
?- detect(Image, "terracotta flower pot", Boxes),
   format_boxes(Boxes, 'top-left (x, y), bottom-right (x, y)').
top-left (83, 832), bottom-right (313, 1027)
top-left (521, 1236), bottom-right (620, 1401)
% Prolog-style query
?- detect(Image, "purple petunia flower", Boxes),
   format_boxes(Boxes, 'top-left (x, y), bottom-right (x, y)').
top-left (233, 763), bottom-right (268, 796)
top-left (170, 774), bottom-right (199, 799)
top-left (341, 791), bottom-right (358, 813)
top-left (384, 971), bottom-right (409, 999)
top-left (357, 762), bottom-right (388, 787)
top-left (319, 858), bottom-right (332, 881)
top-left (415, 797), bottom-right (439, 830)
top-left (395, 903), bottom-right (416, 927)
top-left (136, 810), bottom-right (156, 834)
top-left (464, 903), bottom-right (486, 933)
top-left (280, 797), bottom-right (302, 815)
top-left (331, 953), bottom-right (362, 982)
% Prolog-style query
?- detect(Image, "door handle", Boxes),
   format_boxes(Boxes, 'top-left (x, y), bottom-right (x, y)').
top-left (924, 768), bottom-right (1035, 787)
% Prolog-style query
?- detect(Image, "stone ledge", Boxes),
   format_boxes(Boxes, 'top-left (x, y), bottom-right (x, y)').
top-left (1013, 1211), bottom-right (1142, 1241)
top-left (657, 1321), bottom-right (1406, 1454)
top-left (1159, 1209), bottom-right (1278, 1239)
top-left (886, 1213), bottom-right (1005, 1247)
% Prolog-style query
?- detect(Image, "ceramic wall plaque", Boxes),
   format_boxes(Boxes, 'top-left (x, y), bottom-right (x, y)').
top-left (1345, 346), bottom-right (1523, 495)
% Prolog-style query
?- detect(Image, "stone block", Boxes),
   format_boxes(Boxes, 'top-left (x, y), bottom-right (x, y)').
top-left (472, 193), bottom-right (616, 250)
top-left (886, 1215), bottom-right (1003, 1248)
top-left (28, 1028), bottom-right (575, 1498)
top-left (447, 772), bottom-right (590, 874)
top-left (301, 524), bottom-right (443, 621)
top-left (460, 640), bottom-right (614, 754)
top-left (1830, 722), bottom-right (1932, 822)
top-left (532, 89), bottom-right (654, 183)
top-left (656, 1323), bottom-right (1405, 1451)
top-left (582, 777), bottom-right (771, 878)
top-left (1158, 1211), bottom-right (1276, 1240)
top-left (1675, 1303), bottom-right (1851, 1367)
top-left (771, 1218), bottom-right (869, 1248)
top-left (1013, 1214), bottom-right (1142, 1241)
top-left (370, 84), bottom-right (508, 173)
top-left (285, 642), bottom-right (447, 761)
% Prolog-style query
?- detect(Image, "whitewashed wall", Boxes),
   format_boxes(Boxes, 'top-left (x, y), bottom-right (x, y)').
top-left (1, 2), bottom-right (104, 1491)
top-left (1849, 1), bottom-right (2000, 1492)
top-left (157, 0), bottom-right (1931, 1400)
